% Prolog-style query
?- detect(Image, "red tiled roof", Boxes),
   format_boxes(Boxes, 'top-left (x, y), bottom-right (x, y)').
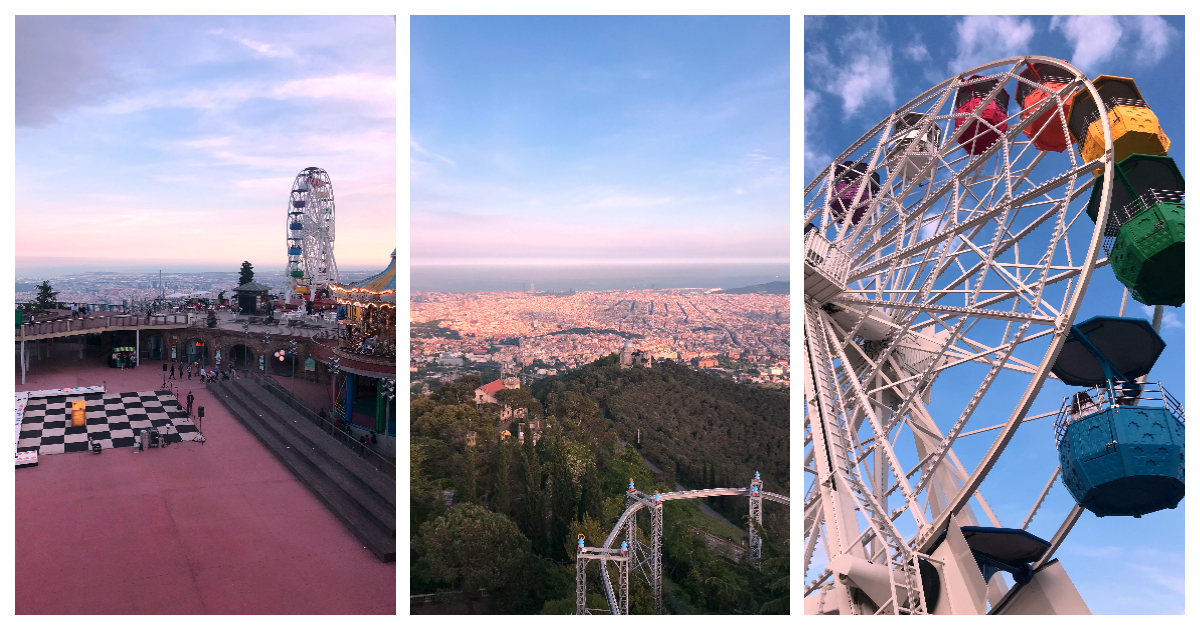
top-left (477, 379), bottom-right (506, 397)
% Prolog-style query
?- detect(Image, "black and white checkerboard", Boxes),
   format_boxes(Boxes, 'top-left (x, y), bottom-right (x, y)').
top-left (17, 390), bottom-right (199, 455)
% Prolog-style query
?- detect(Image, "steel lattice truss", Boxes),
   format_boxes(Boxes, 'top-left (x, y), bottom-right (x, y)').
top-left (803, 56), bottom-right (1115, 614)
top-left (286, 167), bottom-right (340, 299)
top-left (576, 481), bottom-right (790, 615)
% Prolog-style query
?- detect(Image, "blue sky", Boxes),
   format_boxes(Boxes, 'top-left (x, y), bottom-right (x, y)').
top-left (804, 16), bottom-right (1185, 614)
top-left (411, 15), bottom-right (789, 267)
top-left (15, 16), bottom-right (396, 271)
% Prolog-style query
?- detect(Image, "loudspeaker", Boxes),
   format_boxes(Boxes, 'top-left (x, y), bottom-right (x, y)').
top-left (163, 363), bottom-right (168, 371)
top-left (198, 406), bottom-right (205, 418)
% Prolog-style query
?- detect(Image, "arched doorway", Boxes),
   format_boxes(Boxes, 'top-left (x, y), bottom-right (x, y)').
top-left (183, 338), bottom-right (209, 365)
top-left (229, 344), bottom-right (253, 369)
top-left (143, 334), bottom-right (165, 360)
top-left (271, 348), bottom-right (297, 376)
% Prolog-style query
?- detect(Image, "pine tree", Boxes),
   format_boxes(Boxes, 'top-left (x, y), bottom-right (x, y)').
top-left (238, 261), bottom-right (255, 286)
top-left (460, 442), bottom-right (477, 503)
top-left (520, 430), bottom-right (544, 551)
top-left (33, 281), bottom-right (58, 312)
top-left (495, 439), bottom-right (511, 516)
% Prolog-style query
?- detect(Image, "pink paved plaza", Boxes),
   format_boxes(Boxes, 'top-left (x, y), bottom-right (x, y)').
top-left (15, 344), bottom-right (396, 614)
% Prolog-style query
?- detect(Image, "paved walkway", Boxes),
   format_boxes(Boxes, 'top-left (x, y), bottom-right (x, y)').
top-left (15, 346), bottom-right (395, 614)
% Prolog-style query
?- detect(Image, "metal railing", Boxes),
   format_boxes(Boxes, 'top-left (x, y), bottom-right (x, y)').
top-left (1102, 189), bottom-right (1185, 255)
top-left (17, 313), bottom-right (190, 337)
top-left (1054, 380), bottom-right (1184, 447)
top-left (243, 370), bottom-right (395, 480)
top-left (804, 231), bottom-right (850, 284)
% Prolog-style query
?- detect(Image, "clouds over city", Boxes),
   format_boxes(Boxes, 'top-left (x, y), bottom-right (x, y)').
top-left (16, 16), bottom-right (395, 269)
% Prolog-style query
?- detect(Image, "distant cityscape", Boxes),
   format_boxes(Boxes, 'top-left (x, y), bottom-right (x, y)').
top-left (15, 268), bottom-right (387, 307)
top-left (411, 287), bottom-right (790, 389)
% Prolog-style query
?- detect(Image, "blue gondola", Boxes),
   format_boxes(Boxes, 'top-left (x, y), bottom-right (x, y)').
top-left (1051, 316), bottom-right (1185, 517)
top-left (290, 222), bottom-right (303, 231)
top-left (288, 247), bottom-right (302, 255)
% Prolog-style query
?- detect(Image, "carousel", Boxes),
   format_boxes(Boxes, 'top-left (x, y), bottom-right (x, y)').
top-left (326, 250), bottom-right (396, 437)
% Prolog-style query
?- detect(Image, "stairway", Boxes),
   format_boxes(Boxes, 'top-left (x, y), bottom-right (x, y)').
top-left (209, 378), bottom-right (396, 562)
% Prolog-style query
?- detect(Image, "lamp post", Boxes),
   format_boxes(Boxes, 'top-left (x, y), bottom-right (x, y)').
top-left (329, 356), bottom-right (341, 433)
top-left (242, 321), bottom-right (250, 370)
top-left (262, 331), bottom-right (270, 374)
top-left (289, 339), bottom-right (298, 397)
top-left (380, 376), bottom-right (395, 438)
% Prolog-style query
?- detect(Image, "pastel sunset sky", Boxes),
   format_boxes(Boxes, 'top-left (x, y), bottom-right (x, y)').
top-left (410, 15), bottom-right (789, 267)
top-left (15, 15), bottom-right (396, 271)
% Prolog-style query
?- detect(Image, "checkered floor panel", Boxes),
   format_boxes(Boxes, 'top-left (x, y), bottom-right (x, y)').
top-left (18, 390), bottom-right (199, 455)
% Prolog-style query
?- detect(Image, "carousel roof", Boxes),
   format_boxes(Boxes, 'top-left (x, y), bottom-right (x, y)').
top-left (335, 249), bottom-right (395, 301)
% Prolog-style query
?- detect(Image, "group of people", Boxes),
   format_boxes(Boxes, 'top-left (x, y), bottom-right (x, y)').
top-left (70, 303), bottom-right (92, 317)
top-left (167, 361), bottom-right (237, 383)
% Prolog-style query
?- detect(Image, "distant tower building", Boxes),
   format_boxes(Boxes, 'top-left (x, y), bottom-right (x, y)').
top-left (530, 283), bottom-right (535, 293)
top-left (619, 340), bottom-right (651, 369)
top-left (620, 340), bottom-right (635, 368)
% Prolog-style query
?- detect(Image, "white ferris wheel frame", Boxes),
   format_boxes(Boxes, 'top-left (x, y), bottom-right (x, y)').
top-left (286, 167), bottom-right (341, 300)
top-left (803, 55), bottom-right (1115, 614)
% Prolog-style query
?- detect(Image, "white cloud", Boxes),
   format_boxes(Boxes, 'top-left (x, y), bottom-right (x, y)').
top-left (1050, 16), bottom-right (1122, 75)
top-left (410, 138), bottom-right (455, 167)
top-left (235, 37), bottom-right (293, 58)
top-left (272, 73), bottom-right (395, 111)
top-left (1139, 305), bottom-right (1183, 329)
top-left (904, 41), bottom-right (931, 63)
top-left (746, 152), bottom-right (775, 164)
top-left (1133, 16), bottom-right (1176, 66)
top-left (949, 16), bottom-right (1035, 73)
top-left (829, 28), bottom-right (895, 118)
top-left (97, 73), bottom-right (395, 117)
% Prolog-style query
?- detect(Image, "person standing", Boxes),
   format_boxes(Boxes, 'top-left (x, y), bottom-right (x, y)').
top-left (199, 366), bottom-right (206, 381)
top-left (186, 391), bottom-right (194, 417)
top-left (187, 364), bottom-right (192, 380)
top-left (169, 364), bottom-right (175, 380)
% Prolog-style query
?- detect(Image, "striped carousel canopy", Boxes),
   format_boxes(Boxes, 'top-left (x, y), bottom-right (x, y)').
top-left (332, 249), bottom-right (395, 303)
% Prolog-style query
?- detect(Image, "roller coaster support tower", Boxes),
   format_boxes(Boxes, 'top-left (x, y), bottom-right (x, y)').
top-left (576, 473), bottom-right (790, 614)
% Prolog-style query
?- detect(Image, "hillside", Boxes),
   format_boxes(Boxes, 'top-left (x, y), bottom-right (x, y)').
top-left (410, 357), bottom-right (790, 614)
top-left (714, 280), bottom-right (789, 294)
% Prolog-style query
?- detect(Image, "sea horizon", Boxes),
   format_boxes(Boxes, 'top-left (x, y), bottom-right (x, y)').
top-left (410, 262), bottom-right (790, 293)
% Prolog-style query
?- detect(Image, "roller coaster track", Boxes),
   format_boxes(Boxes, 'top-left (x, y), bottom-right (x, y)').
top-left (577, 478), bottom-right (790, 615)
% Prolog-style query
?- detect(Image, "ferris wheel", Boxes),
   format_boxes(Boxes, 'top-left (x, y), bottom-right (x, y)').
top-left (803, 56), bottom-right (1126, 615)
top-left (286, 167), bottom-right (340, 300)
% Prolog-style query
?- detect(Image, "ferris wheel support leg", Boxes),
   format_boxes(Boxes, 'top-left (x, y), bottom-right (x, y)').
top-left (803, 317), bottom-right (867, 560)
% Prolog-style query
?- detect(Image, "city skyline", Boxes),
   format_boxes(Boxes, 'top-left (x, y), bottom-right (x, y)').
top-left (15, 16), bottom-right (396, 270)
top-left (411, 15), bottom-right (790, 268)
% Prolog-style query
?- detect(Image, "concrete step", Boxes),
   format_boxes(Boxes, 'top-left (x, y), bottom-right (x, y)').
top-left (230, 378), bottom-right (394, 507)
top-left (223, 379), bottom-right (394, 536)
top-left (208, 381), bottom-right (395, 562)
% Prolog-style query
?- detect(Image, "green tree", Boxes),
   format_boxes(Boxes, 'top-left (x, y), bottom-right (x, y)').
top-left (458, 441), bottom-right (477, 503)
top-left (412, 504), bottom-right (531, 593)
top-left (217, 290), bottom-right (226, 305)
top-left (495, 438), bottom-right (512, 516)
top-left (206, 309), bottom-right (217, 328)
top-left (436, 374), bottom-right (481, 405)
top-left (520, 429), bottom-right (545, 552)
top-left (33, 281), bottom-right (58, 311)
top-left (238, 261), bottom-right (255, 285)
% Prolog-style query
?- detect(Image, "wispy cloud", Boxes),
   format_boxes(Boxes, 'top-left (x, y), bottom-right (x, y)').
top-left (410, 138), bottom-right (456, 166)
top-left (1050, 16), bottom-right (1123, 75)
top-left (1140, 305), bottom-right (1183, 329)
top-left (812, 23), bottom-right (895, 118)
top-left (234, 36), bottom-right (294, 58)
top-left (1133, 16), bottom-right (1176, 66)
top-left (949, 16), bottom-right (1035, 73)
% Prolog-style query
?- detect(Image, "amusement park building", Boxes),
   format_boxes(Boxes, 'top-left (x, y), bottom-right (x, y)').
top-left (321, 249), bottom-right (397, 438)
